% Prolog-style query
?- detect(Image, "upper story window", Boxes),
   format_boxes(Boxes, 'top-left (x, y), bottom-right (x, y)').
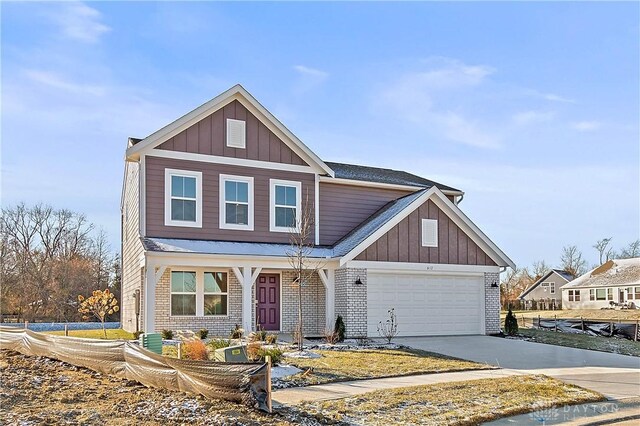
top-left (421, 219), bottom-right (438, 247)
top-left (226, 119), bottom-right (246, 148)
top-left (219, 174), bottom-right (254, 231)
top-left (270, 179), bottom-right (301, 233)
top-left (164, 169), bottom-right (202, 228)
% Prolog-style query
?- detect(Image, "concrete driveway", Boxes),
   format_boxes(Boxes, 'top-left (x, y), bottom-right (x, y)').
top-left (395, 336), bottom-right (640, 400)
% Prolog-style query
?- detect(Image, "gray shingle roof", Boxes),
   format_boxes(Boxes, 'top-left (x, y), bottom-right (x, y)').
top-left (142, 238), bottom-right (334, 258)
top-left (325, 161), bottom-right (461, 192)
top-left (561, 258), bottom-right (640, 289)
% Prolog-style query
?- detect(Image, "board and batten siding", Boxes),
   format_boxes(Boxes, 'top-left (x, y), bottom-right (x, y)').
top-left (157, 99), bottom-right (308, 166)
top-left (121, 161), bottom-right (145, 333)
top-left (145, 156), bottom-right (315, 243)
top-left (319, 182), bottom-right (414, 245)
top-left (355, 199), bottom-right (496, 266)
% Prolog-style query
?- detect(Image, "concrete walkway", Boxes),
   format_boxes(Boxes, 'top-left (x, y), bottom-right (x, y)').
top-left (395, 336), bottom-right (640, 400)
top-left (272, 368), bottom-right (523, 405)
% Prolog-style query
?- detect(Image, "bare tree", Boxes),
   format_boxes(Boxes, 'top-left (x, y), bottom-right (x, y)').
top-left (560, 245), bottom-right (587, 278)
top-left (530, 260), bottom-right (550, 280)
top-left (500, 267), bottom-right (532, 309)
top-left (619, 240), bottom-right (640, 259)
top-left (1, 203), bottom-right (111, 323)
top-left (593, 238), bottom-right (615, 265)
top-left (286, 192), bottom-right (324, 351)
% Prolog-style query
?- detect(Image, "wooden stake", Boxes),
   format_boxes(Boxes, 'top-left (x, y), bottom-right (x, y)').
top-left (581, 317), bottom-right (584, 332)
top-left (24, 321), bottom-right (28, 330)
top-left (64, 324), bottom-right (69, 336)
top-left (537, 315), bottom-right (541, 329)
top-left (265, 355), bottom-right (272, 413)
top-left (635, 321), bottom-right (638, 342)
top-left (554, 315), bottom-right (558, 333)
top-left (177, 342), bottom-right (182, 359)
top-left (610, 321), bottom-right (614, 337)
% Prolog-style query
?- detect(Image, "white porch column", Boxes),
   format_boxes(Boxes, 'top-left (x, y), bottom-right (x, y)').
top-left (318, 269), bottom-right (336, 330)
top-left (144, 265), bottom-right (156, 333)
top-left (234, 266), bottom-right (256, 333)
top-left (144, 263), bottom-right (166, 334)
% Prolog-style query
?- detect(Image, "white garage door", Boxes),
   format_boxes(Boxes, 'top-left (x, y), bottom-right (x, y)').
top-left (367, 272), bottom-right (484, 336)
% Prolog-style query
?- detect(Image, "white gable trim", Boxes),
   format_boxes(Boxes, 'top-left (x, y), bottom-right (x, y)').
top-left (339, 187), bottom-right (515, 269)
top-left (126, 84), bottom-right (334, 177)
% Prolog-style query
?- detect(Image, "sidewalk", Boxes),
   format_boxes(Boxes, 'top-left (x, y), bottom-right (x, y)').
top-left (272, 368), bottom-right (523, 405)
top-left (485, 398), bottom-right (640, 425)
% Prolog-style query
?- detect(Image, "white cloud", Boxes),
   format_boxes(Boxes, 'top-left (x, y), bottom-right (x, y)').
top-left (542, 93), bottom-right (576, 103)
top-left (571, 121), bottom-right (602, 132)
top-left (25, 69), bottom-right (107, 96)
top-left (49, 2), bottom-right (110, 43)
top-left (378, 57), bottom-right (500, 149)
top-left (512, 110), bottom-right (555, 125)
top-left (293, 65), bottom-right (329, 79)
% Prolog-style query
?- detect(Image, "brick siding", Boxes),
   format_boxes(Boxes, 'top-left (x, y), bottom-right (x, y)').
top-left (335, 268), bottom-right (367, 338)
top-left (484, 272), bottom-right (501, 334)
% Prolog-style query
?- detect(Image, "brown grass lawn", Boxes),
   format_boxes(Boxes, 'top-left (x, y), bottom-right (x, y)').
top-left (501, 309), bottom-right (640, 321)
top-left (282, 348), bottom-right (491, 386)
top-left (45, 329), bottom-right (135, 340)
top-left (299, 375), bottom-right (604, 425)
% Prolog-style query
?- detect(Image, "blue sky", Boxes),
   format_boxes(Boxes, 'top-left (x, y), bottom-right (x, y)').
top-left (2, 2), bottom-right (639, 269)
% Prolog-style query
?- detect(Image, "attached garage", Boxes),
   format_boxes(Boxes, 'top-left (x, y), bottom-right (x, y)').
top-left (367, 272), bottom-right (485, 336)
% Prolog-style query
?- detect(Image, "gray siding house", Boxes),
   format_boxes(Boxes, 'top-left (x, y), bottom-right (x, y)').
top-left (121, 85), bottom-right (515, 338)
top-left (518, 269), bottom-right (574, 310)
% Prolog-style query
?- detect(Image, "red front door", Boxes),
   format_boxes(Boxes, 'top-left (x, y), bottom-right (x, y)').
top-left (256, 274), bottom-right (280, 331)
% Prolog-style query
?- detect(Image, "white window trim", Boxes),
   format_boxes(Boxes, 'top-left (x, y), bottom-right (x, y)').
top-left (421, 219), bottom-right (438, 247)
top-left (169, 269), bottom-right (230, 318)
top-left (164, 168), bottom-right (203, 228)
top-left (203, 271), bottom-right (229, 317)
top-left (219, 174), bottom-right (254, 231)
top-left (269, 179), bottom-right (302, 233)
top-left (169, 271), bottom-right (197, 317)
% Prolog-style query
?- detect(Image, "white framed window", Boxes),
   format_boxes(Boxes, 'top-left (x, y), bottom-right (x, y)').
top-left (270, 179), bottom-right (301, 233)
top-left (594, 288), bottom-right (607, 301)
top-left (169, 269), bottom-right (229, 317)
top-left (568, 289), bottom-right (580, 302)
top-left (607, 288), bottom-right (614, 300)
top-left (541, 282), bottom-right (555, 294)
top-left (635, 287), bottom-right (640, 300)
top-left (421, 219), bottom-right (438, 247)
top-left (164, 168), bottom-right (202, 228)
top-left (219, 174), bottom-right (254, 231)
top-left (170, 271), bottom-right (197, 316)
top-left (204, 272), bottom-right (228, 316)
top-left (226, 119), bottom-right (246, 148)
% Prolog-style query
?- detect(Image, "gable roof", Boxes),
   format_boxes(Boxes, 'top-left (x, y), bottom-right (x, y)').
top-left (518, 269), bottom-right (574, 299)
top-left (561, 258), bottom-right (640, 290)
top-left (125, 84), bottom-right (334, 177)
top-left (337, 186), bottom-right (515, 268)
top-left (325, 162), bottom-right (461, 192)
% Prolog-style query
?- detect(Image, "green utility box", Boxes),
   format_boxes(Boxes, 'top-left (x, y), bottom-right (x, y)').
top-left (139, 333), bottom-right (163, 355)
top-left (214, 345), bottom-right (249, 362)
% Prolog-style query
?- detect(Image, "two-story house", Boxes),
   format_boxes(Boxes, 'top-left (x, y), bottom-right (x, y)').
top-left (121, 85), bottom-right (515, 338)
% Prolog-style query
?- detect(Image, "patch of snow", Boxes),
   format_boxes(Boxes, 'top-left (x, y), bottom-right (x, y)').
top-left (271, 364), bottom-right (302, 379)
top-left (283, 350), bottom-right (322, 359)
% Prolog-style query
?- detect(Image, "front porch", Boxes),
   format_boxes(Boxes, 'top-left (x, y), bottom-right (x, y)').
top-left (142, 253), bottom-right (337, 337)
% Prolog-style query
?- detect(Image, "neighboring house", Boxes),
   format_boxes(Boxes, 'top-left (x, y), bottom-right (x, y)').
top-left (561, 258), bottom-right (640, 310)
top-left (121, 84), bottom-right (515, 338)
top-left (518, 269), bottom-right (574, 310)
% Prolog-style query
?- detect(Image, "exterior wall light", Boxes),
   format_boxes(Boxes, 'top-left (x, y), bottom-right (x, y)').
top-left (355, 276), bottom-right (363, 285)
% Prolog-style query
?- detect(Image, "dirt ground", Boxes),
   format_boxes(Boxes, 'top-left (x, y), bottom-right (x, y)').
top-left (0, 350), bottom-right (322, 426)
